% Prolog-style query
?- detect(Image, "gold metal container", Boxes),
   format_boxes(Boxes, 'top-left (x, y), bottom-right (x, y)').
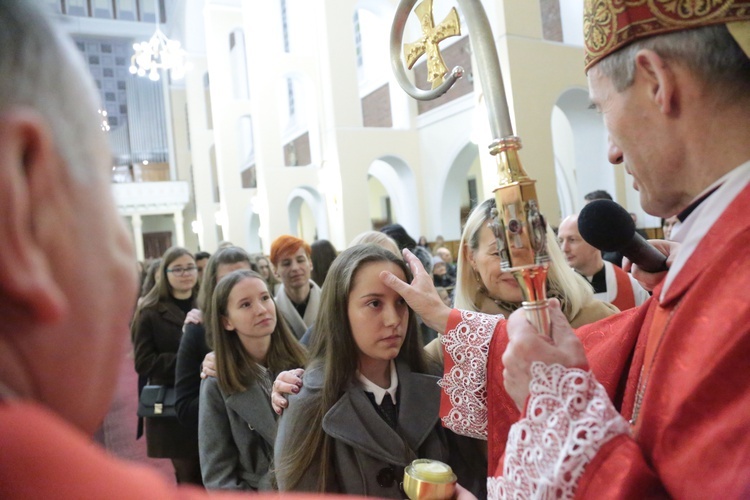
top-left (402, 459), bottom-right (457, 500)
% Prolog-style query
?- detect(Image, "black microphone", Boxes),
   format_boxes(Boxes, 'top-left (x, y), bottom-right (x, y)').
top-left (578, 200), bottom-right (668, 273)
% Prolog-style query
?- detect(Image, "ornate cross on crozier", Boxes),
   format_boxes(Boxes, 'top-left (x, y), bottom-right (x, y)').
top-left (403, 0), bottom-right (461, 89)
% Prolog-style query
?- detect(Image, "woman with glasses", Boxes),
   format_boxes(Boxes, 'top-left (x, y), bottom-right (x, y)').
top-left (132, 246), bottom-right (202, 485)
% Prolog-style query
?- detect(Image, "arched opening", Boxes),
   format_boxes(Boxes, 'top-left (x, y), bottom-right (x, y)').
top-left (552, 87), bottom-right (610, 215)
top-left (437, 142), bottom-right (481, 241)
top-left (367, 156), bottom-right (420, 238)
top-left (287, 186), bottom-right (328, 242)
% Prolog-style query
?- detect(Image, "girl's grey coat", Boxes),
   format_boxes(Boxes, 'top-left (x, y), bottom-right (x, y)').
top-left (199, 376), bottom-right (276, 490)
top-left (274, 360), bottom-right (454, 498)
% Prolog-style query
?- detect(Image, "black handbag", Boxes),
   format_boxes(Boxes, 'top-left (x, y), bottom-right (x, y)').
top-left (137, 384), bottom-right (177, 418)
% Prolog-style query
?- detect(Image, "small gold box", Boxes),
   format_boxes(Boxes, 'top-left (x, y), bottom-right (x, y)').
top-left (402, 459), bottom-right (457, 500)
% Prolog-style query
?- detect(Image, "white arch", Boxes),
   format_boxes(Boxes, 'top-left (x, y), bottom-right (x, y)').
top-left (287, 186), bottom-right (329, 240)
top-left (438, 142), bottom-right (479, 240)
top-left (553, 87), bottom-right (611, 214)
top-left (367, 156), bottom-right (420, 238)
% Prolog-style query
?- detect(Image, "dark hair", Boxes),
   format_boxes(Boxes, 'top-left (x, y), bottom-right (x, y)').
top-left (197, 247), bottom-right (254, 347)
top-left (583, 189), bottom-right (613, 202)
top-left (140, 258), bottom-right (162, 298)
top-left (310, 239), bottom-right (338, 288)
top-left (276, 244), bottom-right (426, 491)
top-left (207, 269), bottom-right (306, 394)
top-left (195, 251), bottom-right (211, 261)
top-left (379, 223), bottom-right (417, 251)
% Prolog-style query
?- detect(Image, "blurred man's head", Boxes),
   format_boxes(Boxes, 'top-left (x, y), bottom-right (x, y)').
top-left (436, 247), bottom-right (453, 265)
top-left (195, 251), bottom-right (211, 282)
top-left (584, 190), bottom-right (613, 204)
top-left (432, 256), bottom-right (447, 277)
top-left (558, 215), bottom-right (603, 277)
top-left (0, 0), bottom-right (137, 433)
top-left (662, 215), bottom-right (679, 240)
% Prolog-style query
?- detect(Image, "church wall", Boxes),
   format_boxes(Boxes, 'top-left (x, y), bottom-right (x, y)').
top-left (502, 34), bottom-right (588, 225)
top-left (193, 0), bottom-right (623, 255)
top-left (168, 87), bottom-right (200, 252)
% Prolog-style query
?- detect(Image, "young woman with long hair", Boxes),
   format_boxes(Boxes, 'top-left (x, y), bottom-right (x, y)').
top-left (274, 244), bottom-right (474, 496)
top-left (132, 246), bottom-right (202, 485)
top-left (174, 246), bottom-right (254, 434)
top-left (199, 269), bottom-right (306, 490)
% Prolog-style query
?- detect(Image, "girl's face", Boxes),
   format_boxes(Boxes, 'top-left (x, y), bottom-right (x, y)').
top-left (166, 254), bottom-right (198, 296)
top-left (256, 258), bottom-right (272, 281)
top-left (467, 223), bottom-right (522, 303)
top-left (347, 261), bottom-right (409, 368)
top-left (222, 277), bottom-right (277, 343)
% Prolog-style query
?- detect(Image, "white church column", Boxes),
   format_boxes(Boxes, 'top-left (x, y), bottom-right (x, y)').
top-left (131, 214), bottom-right (145, 262)
top-left (174, 210), bottom-right (185, 248)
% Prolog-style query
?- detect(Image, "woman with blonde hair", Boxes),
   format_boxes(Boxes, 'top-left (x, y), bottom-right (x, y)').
top-left (453, 198), bottom-right (615, 324)
top-left (348, 230), bottom-right (401, 258)
top-left (199, 269), bottom-right (306, 490)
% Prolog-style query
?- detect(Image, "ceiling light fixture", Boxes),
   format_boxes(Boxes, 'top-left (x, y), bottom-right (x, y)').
top-left (128, 2), bottom-right (189, 81)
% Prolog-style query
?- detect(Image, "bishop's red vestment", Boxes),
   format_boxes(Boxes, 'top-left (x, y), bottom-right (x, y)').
top-left (439, 162), bottom-right (750, 498)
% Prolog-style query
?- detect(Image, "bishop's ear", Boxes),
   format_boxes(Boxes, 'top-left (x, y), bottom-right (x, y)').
top-left (634, 48), bottom-right (677, 115)
top-left (0, 109), bottom-right (67, 325)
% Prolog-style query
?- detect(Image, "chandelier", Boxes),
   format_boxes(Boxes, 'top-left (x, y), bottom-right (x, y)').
top-left (98, 109), bottom-right (111, 132)
top-left (129, 27), bottom-right (189, 82)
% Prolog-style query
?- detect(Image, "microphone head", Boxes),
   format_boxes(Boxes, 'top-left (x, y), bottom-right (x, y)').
top-left (578, 200), bottom-right (635, 251)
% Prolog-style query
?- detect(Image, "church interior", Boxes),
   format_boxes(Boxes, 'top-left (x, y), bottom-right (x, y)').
top-left (47, 0), bottom-right (660, 260)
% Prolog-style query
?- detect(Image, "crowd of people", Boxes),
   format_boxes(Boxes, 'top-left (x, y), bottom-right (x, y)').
top-left (1, 0), bottom-right (748, 498)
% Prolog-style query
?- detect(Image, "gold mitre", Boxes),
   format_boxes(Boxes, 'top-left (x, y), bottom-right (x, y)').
top-left (583, 0), bottom-right (750, 71)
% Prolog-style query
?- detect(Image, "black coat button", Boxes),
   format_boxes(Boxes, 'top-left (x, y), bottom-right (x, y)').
top-left (376, 466), bottom-right (396, 488)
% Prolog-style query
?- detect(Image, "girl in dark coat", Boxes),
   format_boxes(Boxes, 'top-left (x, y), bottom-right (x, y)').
top-left (132, 246), bottom-right (201, 485)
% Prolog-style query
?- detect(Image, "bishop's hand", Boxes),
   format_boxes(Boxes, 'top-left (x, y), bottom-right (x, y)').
top-left (502, 298), bottom-right (588, 410)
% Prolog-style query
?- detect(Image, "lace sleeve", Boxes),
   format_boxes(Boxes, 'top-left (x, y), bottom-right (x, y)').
top-left (438, 310), bottom-right (503, 439)
top-left (489, 362), bottom-right (630, 499)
